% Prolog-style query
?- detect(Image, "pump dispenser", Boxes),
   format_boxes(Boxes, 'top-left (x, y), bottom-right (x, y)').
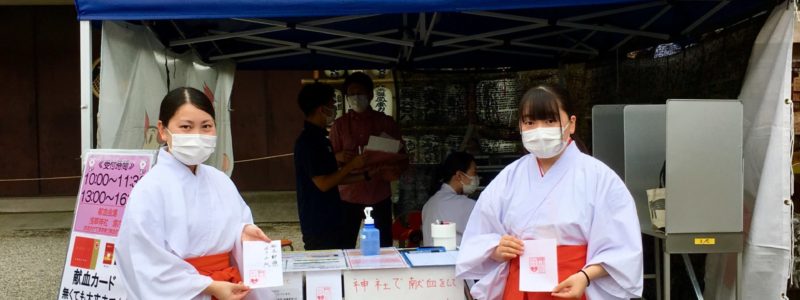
top-left (360, 207), bottom-right (380, 256)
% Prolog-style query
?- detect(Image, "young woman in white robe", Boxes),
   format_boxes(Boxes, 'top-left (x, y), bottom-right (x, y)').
top-left (455, 85), bottom-right (643, 300)
top-left (116, 87), bottom-right (275, 300)
top-left (422, 151), bottom-right (478, 247)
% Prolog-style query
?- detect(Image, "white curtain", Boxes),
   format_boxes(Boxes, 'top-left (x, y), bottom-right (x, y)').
top-left (98, 21), bottom-right (236, 175)
top-left (704, 3), bottom-right (794, 299)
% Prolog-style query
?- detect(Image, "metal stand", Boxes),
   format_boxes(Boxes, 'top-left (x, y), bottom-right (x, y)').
top-left (655, 238), bottom-right (662, 300)
top-left (656, 234), bottom-right (741, 300)
top-left (682, 254), bottom-right (703, 300)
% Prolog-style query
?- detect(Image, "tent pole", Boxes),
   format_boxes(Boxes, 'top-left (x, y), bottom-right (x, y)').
top-left (415, 42), bottom-right (502, 61)
top-left (432, 23), bottom-right (546, 47)
top-left (80, 20), bottom-right (93, 164)
top-left (430, 30), bottom-right (594, 55)
top-left (682, 0), bottom-right (730, 35)
top-left (611, 5), bottom-right (672, 51)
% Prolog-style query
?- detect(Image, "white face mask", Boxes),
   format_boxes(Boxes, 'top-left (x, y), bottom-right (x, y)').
top-left (346, 95), bottom-right (371, 113)
top-left (166, 129), bottom-right (217, 166)
top-left (521, 121), bottom-right (570, 159)
top-left (460, 172), bottom-right (479, 194)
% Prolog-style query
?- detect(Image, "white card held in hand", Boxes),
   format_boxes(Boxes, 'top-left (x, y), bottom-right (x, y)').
top-left (519, 239), bottom-right (558, 292)
top-left (243, 240), bottom-right (284, 288)
top-left (365, 135), bottom-right (401, 153)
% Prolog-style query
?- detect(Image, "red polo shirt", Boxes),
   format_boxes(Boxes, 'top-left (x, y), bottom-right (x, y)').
top-left (329, 109), bottom-right (404, 205)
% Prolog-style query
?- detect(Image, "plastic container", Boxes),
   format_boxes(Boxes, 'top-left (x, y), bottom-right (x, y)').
top-left (360, 207), bottom-right (380, 256)
top-left (431, 221), bottom-right (457, 251)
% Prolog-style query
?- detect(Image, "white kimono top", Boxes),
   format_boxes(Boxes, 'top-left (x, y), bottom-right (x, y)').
top-left (455, 143), bottom-right (643, 300)
top-left (116, 148), bottom-right (275, 300)
top-left (422, 183), bottom-right (476, 246)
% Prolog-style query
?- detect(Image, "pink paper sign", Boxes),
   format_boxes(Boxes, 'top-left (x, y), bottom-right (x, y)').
top-left (73, 153), bottom-right (153, 237)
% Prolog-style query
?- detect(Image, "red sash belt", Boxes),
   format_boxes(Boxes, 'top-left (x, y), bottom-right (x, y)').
top-left (503, 244), bottom-right (588, 300)
top-left (185, 252), bottom-right (242, 300)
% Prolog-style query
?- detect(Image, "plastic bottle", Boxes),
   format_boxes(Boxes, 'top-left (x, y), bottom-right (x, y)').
top-left (360, 207), bottom-right (380, 256)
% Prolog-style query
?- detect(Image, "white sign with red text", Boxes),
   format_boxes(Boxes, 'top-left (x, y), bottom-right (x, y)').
top-left (343, 266), bottom-right (464, 300)
top-left (243, 240), bottom-right (284, 288)
top-left (519, 239), bottom-right (558, 292)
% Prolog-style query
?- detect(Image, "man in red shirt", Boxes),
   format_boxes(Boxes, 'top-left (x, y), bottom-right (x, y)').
top-left (330, 72), bottom-right (408, 247)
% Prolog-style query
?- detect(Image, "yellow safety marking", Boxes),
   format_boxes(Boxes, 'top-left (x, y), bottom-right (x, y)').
top-left (694, 238), bottom-right (716, 245)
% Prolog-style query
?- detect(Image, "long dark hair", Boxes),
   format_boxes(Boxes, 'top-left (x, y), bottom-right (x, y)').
top-left (518, 84), bottom-right (575, 124)
top-left (428, 151), bottom-right (475, 196)
top-left (518, 84), bottom-right (578, 144)
top-left (159, 87), bottom-right (215, 126)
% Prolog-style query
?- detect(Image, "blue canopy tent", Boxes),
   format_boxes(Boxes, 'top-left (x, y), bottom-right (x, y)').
top-left (72, 1), bottom-right (785, 299)
top-left (74, 0), bottom-right (776, 70)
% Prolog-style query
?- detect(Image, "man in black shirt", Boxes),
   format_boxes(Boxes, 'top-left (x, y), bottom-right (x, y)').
top-left (294, 83), bottom-right (372, 250)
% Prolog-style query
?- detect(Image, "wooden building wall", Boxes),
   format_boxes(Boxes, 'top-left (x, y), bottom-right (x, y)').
top-left (0, 6), bottom-right (307, 196)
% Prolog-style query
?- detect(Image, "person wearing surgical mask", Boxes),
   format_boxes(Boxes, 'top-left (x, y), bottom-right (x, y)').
top-left (421, 151), bottom-right (478, 247)
top-left (456, 85), bottom-right (643, 300)
top-left (293, 83), bottom-right (373, 251)
top-left (329, 72), bottom-right (409, 248)
top-left (116, 87), bottom-right (276, 300)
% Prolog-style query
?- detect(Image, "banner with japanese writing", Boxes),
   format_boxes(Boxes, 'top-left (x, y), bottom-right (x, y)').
top-left (99, 21), bottom-right (236, 176)
top-left (343, 266), bottom-right (465, 300)
top-left (57, 150), bottom-right (156, 300)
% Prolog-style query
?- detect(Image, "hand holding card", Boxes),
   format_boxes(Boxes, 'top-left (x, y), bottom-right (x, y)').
top-left (519, 239), bottom-right (558, 292)
top-left (243, 240), bottom-right (284, 288)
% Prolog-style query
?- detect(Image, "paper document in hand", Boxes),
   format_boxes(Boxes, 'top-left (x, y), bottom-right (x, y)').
top-left (243, 240), bottom-right (284, 288)
top-left (365, 135), bottom-right (401, 153)
top-left (519, 239), bottom-right (558, 292)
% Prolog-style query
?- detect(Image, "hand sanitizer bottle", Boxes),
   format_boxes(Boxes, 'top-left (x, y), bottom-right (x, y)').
top-left (360, 207), bottom-right (380, 256)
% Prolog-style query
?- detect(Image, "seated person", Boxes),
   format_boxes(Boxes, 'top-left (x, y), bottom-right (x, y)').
top-left (422, 151), bottom-right (478, 247)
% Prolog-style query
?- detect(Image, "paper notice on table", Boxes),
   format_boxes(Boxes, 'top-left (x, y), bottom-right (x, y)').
top-left (243, 240), bottom-right (284, 288)
top-left (365, 135), bottom-right (401, 153)
top-left (271, 272), bottom-right (303, 300)
top-left (305, 270), bottom-right (343, 300)
top-left (344, 248), bottom-right (409, 269)
top-left (519, 239), bottom-right (558, 292)
top-left (283, 249), bottom-right (347, 272)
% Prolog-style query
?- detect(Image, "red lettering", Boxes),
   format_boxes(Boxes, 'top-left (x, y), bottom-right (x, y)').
top-left (408, 277), bottom-right (423, 290)
top-left (448, 279), bottom-right (457, 287)
top-left (426, 279), bottom-right (437, 288)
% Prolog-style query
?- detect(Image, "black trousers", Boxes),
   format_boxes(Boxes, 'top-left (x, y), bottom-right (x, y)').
top-left (341, 197), bottom-right (394, 248)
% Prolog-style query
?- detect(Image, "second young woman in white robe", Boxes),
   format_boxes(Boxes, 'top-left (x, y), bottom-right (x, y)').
top-left (116, 148), bottom-right (276, 300)
top-left (455, 143), bottom-right (643, 299)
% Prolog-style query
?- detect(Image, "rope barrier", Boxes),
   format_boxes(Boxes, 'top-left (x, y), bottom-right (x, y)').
top-left (0, 153), bottom-right (294, 183)
top-left (233, 153), bottom-right (293, 163)
top-left (0, 176), bottom-right (82, 183)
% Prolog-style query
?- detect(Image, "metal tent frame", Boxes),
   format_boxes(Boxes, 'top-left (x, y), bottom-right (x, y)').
top-left (79, 0), bottom-right (775, 158)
